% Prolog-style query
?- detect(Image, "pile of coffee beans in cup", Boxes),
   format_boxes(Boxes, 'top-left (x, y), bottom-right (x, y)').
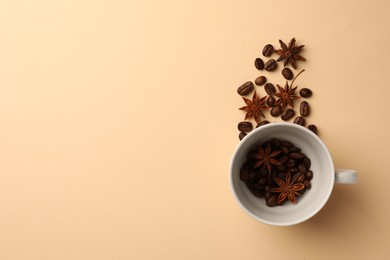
top-left (240, 138), bottom-right (313, 207)
top-left (236, 38), bottom-right (319, 140)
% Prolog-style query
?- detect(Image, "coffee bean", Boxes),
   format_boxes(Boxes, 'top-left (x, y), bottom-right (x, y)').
top-left (256, 120), bottom-right (270, 128)
top-left (278, 154), bottom-right (289, 164)
top-left (240, 164), bottom-right (251, 181)
top-left (262, 44), bottom-right (274, 57)
top-left (281, 108), bottom-right (295, 121)
top-left (300, 101), bottom-right (310, 117)
top-left (279, 145), bottom-right (289, 154)
top-left (286, 158), bottom-right (296, 168)
top-left (292, 173), bottom-right (305, 183)
top-left (254, 58), bottom-right (264, 70)
top-left (299, 88), bottom-right (313, 98)
top-left (258, 177), bottom-right (267, 186)
top-left (255, 76), bottom-right (266, 86)
top-left (298, 164), bottom-right (307, 174)
top-left (307, 124), bottom-right (318, 135)
top-left (266, 95), bottom-right (275, 107)
top-left (270, 138), bottom-right (281, 148)
top-left (293, 116), bottom-right (306, 126)
top-left (289, 152), bottom-right (305, 159)
top-left (238, 121), bottom-right (253, 132)
top-left (239, 132), bottom-right (247, 140)
top-left (264, 83), bottom-right (276, 95)
top-left (302, 157), bottom-right (311, 169)
top-left (281, 140), bottom-right (294, 148)
top-left (270, 105), bottom-right (283, 117)
top-left (266, 194), bottom-right (278, 207)
top-left (304, 179), bottom-right (311, 189)
top-left (282, 67), bottom-right (294, 80)
top-left (290, 167), bottom-right (299, 173)
top-left (275, 165), bottom-right (286, 172)
top-left (264, 59), bottom-right (277, 71)
top-left (237, 81), bottom-right (254, 96)
top-left (289, 147), bottom-right (301, 153)
top-left (305, 170), bottom-right (313, 180)
top-left (277, 172), bottom-right (288, 179)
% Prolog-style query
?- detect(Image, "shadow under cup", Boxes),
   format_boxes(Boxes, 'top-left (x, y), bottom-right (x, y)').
top-left (230, 123), bottom-right (334, 226)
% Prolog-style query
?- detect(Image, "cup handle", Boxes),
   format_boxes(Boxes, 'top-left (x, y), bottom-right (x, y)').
top-left (335, 169), bottom-right (358, 184)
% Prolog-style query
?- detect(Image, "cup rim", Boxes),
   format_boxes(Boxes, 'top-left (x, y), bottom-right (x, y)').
top-left (229, 122), bottom-right (335, 226)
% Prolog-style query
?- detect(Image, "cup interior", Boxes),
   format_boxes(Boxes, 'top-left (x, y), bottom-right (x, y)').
top-left (230, 123), bottom-right (334, 226)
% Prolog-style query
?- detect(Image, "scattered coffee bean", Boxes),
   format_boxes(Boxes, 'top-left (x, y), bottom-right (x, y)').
top-left (307, 124), bottom-right (318, 135)
top-left (299, 88), bottom-right (313, 98)
top-left (262, 44), bottom-right (274, 57)
top-left (264, 83), bottom-right (276, 95)
top-left (281, 108), bottom-right (295, 121)
top-left (266, 95), bottom-right (275, 107)
top-left (293, 116), bottom-right (306, 126)
top-left (239, 132), bottom-right (247, 140)
top-left (238, 121), bottom-right (253, 132)
top-left (270, 105), bottom-right (283, 117)
top-left (264, 59), bottom-right (277, 71)
top-left (300, 101), bottom-right (310, 117)
top-left (237, 81), bottom-right (254, 96)
top-left (254, 58), bottom-right (264, 70)
top-left (305, 170), bottom-right (313, 180)
top-left (282, 67), bottom-right (294, 80)
top-left (256, 120), bottom-right (270, 128)
top-left (255, 76), bottom-right (266, 86)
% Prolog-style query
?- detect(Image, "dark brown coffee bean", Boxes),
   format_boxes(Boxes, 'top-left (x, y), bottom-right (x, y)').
top-left (279, 145), bottom-right (289, 154)
top-left (264, 83), bottom-right (276, 95)
top-left (255, 76), bottom-right (266, 86)
top-left (292, 173), bottom-right (305, 183)
top-left (238, 121), bottom-right (253, 132)
top-left (275, 165), bottom-right (286, 172)
top-left (300, 101), bottom-right (310, 117)
top-left (254, 58), bottom-right (264, 70)
top-left (270, 138), bottom-right (281, 148)
top-left (282, 67), bottom-right (294, 80)
top-left (302, 157), bottom-right (311, 169)
top-left (289, 152), bottom-right (305, 159)
top-left (290, 167), bottom-right (299, 173)
top-left (264, 59), bottom-right (277, 71)
top-left (258, 168), bottom-right (268, 177)
top-left (278, 154), bottom-right (289, 164)
top-left (252, 188), bottom-right (265, 198)
top-left (293, 116), bottom-right (306, 126)
top-left (258, 176), bottom-right (267, 186)
top-left (286, 158), bottom-right (296, 168)
top-left (266, 95), bottom-right (275, 107)
top-left (256, 120), bottom-right (270, 128)
top-left (298, 164), bottom-right (307, 174)
top-left (266, 194), bottom-right (278, 207)
top-left (307, 124), bottom-right (318, 135)
top-left (281, 108), bottom-right (295, 121)
top-left (270, 105), bottom-right (283, 117)
top-left (299, 88), bottom-right (313, 98)
top-left (262, 44), bottom-right (274, 57)
top-left (277, 172), bottom-right (287, 179)
top-left (237, 81), bottom-right (254, 96)
top-left (305, 170), bottom-right (313, 180)
top-left (304, 179), bottom-right (311, 189)
top-left (280, 140), bottom-right (294, 148)
top-left (240, 164), bottom-right (251, 181)
top-left (239, 132), bottom-right (247, 140)
top-left (289, 147), bottom-right (301, 153)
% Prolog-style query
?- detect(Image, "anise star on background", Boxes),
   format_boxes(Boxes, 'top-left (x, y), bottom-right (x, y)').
top-left (275, 38), bottom-right (306, 69)
top-left (253, 144), bottom-right (281, 173)
top-left (271, 172), bottom-right (305, 204)
top-left (239, 91), bottom-right (268, 123)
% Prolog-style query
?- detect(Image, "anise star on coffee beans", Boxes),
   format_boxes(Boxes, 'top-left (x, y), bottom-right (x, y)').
top-left (271, 172), bottom-right (305, 204)
top-left (275, 38), bottom-right (306, 69)
top-left (239, 91), bottom-right (268, 124)
top-left (253, 143), bottom-right (281, 173)
top-left (275, 69), bottom-right (305, 110)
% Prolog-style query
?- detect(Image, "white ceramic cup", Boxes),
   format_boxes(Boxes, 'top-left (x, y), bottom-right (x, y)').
top-left (229, 122), bottom-right (357, 226)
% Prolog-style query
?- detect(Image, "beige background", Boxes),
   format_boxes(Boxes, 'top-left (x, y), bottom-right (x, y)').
top-left (0, 0), bottom-right (389, 259)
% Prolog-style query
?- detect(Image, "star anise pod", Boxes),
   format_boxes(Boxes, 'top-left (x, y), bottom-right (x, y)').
top-left (253, 143), bottom-right (281, 173)
top-left (275, 38), bottom-right (306, 69)
top-left (271, 172), bottom-right (305, 204)
top-left (239, 91), bottom-right (268, 124)
top-left (275, 69), bottom-right (304, 110)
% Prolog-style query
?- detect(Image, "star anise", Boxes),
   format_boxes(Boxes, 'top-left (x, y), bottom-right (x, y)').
top-left (275, 69), bottom-right (304, 109)
top-left (253, 143), bottom-right (281, 173)
top-left (239, 91), bottom-right (268, 124)
top-left (271, 172), bottom-right (305, 204)
top-left (274, 38), bottom-right (306, 69)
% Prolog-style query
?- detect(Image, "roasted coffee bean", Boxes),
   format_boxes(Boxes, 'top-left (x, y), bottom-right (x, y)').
top-left (264, 59), bottom-right (277, 71)
top-left (264, 83), bottom-right (276, 95)
top-left (305, 170), bottom-right (313, 180)
top-left (259, 168), bottom-right (268, 177)
top-left (292, 173), bottom-right (305, 183)
top-left (278, 154), bottom-right (289, 164)
top-left (300, 101), bottom-right (310, 117)
top-left (239, 132), bottom-right (247, 140)
top-left (281, 140), bottom-right (294, 148)
top-left (302, 157), bottom-right (311, 169)
top-left (281, 108), bottom-right (295, 121)
top-left (255, 75), bottom-right (266, 86)
top-left (275, 165), bottom-right (286, 172)
top-left (299, 88), bottom-right (313, 98)
top-left (240, 164), bottom-right (251, 181)
top-left (282, 67), bottom-right (294, 80)
top-left (237, 81), bottom-right (254, 96)
top-left (270, 105), bottom-right (283, 117)
top-left (266, 194), bottom-right (278, 207)
top-left (286, 158), bottom-right (296, 168)
top-left (266, 95), bottom-right (275, 106)
top-left (258, 177), bottom-right (267, 186)
top-left (256, 120), bottom-right (270, 128)
top-left (270, 138), bottom-right (281, 148)
top-left (254, 58), bottom-right (264, 70)
top-left (238, 121), bottom-right (253, 132)
top-left (298, 164), bottom-right (307, 174)
top-left (262, 44), bottom-right (274, 57)
top-left (304, 179), bottom-right (311, 189)
top-left (289, 152), bottom-right (305, 159)
top-left (280, 145), bottom-right (289, 154)
top-left (308, 124), bottom-right (318, 135)
top-left (290, 167), bottom-right (299, 173)
top-left (252, 188), bottom-right (264, 198)
top-left (277, 172), bottom-right (288, 179)
top-left (289, 147), bottom-right (301, 153)
top-left (293, 116), bottom-right (306, 126)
